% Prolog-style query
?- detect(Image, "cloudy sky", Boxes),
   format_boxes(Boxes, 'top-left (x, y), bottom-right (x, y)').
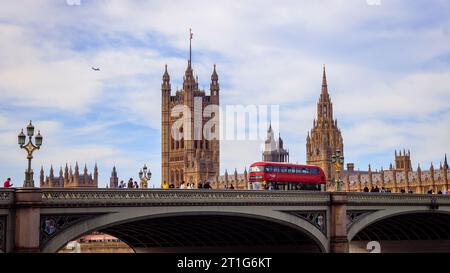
top-left (0, 0), bottom-right (449, 188)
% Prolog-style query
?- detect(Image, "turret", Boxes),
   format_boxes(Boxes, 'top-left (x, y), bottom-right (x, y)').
top-left (444, 154), bottom-right (448, 186)
top-left (64, 163), bottom-right (69, 185)
top-left (162, 64), bottom-right (171, 93)
top-left (94, 162), bottom-right (98, 185)
top-left (49, 165), bottom-right (54, 179)
top-left (430, 162), bottom-right (435, 181)
top-left (224, 169), bottom-right (229, 186)
top-left (69, 165), bottom-right (73, 180)
top-left (40, 166), bottom-right (44, 186)
top-left (58, 166), bottom-right (63, 187)
top-left (110, 165), bottom-right (118, 188)
top-left (75, 162), bottom-right (79, 177)
top-left (210, 64), bottom-right (219, 97)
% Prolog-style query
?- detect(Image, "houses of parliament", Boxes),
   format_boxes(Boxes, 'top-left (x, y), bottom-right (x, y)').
top-left (212, 65), bottom-right (449, 193)
top-left (39, 35), bottom-right (448, 193)
top-left (160, 36), bottom-right (220, 188)
top-left (303, 67), bottom-right (449, 193)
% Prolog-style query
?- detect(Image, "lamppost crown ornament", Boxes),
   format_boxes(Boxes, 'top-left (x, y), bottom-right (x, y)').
top-left (18, 121), bottom-right (43, 188)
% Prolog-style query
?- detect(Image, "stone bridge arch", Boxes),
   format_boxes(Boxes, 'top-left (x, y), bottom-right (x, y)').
top-left (348, 207), bottom-right (450, 242)
top-left (42, 206), bottom-right (329, 253)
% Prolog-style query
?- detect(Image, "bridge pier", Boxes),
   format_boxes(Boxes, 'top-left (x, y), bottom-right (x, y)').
top-left (330, 193), bottom-right (349, 253)
top-left (14, 188), bottom-right (42, 252)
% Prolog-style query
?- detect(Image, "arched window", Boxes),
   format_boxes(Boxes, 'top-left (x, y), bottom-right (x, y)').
top-left (171, 138), bottom-right (175, 150)
top-left (176, 141), bottom-right (179, 149)
top-left (181, 139), bottom-right (184, 149)
top-left (205, 140), bottom-right (209, 150)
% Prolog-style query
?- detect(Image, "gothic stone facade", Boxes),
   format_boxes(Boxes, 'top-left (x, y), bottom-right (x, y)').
top-left (262, 124), bottom-right (289, 162)
top-left (306, 67), bottom-right (344, 190)
top-left (40, 163), bottom-right (98, 188)
top-left (161, 60), bottom-right (220, 188)
top-left (216, 168), bottom-right (248, 190)
top-left (344, 151), bottom-right (449, 193)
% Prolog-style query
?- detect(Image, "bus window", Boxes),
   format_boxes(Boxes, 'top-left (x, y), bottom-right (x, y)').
top-left (273, 166), bottom-right (280, 172)
top-left (310, 168), bottom-right (320, 175)
top-left (280, 167), bottom-right (288, 173)
top-left (266, 166), bottom-right (273, 172)
top-left (302, 168), bottom-right (309, 174)
top-left (287, 167), bottom-right (294, 173)
top-left (250, 166), bottom-right (265, 172)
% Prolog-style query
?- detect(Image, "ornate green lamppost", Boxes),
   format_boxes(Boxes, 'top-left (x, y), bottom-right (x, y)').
top-left (18, 121), bottom-right (43, 187)
top-left (331, 149), bottom-right (344, 192)
top-left (139, 164), bottom-right (152, 188)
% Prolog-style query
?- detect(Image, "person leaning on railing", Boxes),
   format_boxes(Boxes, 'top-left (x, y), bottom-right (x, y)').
top-left (3, 178), bottom-right (13, 188)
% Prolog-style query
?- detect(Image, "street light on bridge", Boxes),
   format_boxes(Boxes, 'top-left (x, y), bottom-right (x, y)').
top-left (18, 121), bottom-right (43, 188)
top-left (331, 149), bottom-right (344, 192)
top-left (139, 164), bottom-right (152, 188)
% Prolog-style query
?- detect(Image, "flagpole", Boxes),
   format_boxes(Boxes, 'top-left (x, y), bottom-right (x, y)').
top-left (189, 28), bottom-right (192, 66)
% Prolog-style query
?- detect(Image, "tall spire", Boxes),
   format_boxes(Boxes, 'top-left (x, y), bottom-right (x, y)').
top-left (322, 65), bottom-right (328, 95)
top-left (444, 154), bottom-right (448, 169)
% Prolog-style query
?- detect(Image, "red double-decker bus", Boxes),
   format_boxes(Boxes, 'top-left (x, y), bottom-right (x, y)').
top-left (248, 162), bottom-right (326, 191)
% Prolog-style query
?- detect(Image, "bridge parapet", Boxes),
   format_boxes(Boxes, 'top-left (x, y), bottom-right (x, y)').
top-left (346, 192), bottom-right (450, 206)
top-left (40, 189), bottom-right (331, 207)
top-left (0, 189), bottom-right (14, 207)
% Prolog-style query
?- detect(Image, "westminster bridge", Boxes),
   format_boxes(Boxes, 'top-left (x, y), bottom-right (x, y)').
top-left (1, 188), bottom-right (450, 253)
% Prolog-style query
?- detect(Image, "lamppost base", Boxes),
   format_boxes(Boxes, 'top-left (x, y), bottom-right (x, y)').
top-left (23, 170), bottom-right (35, 188)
